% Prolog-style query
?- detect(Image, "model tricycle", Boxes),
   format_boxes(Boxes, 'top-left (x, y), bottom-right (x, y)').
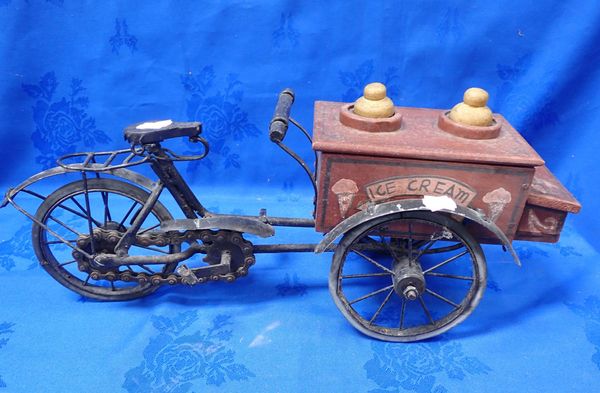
top-left (1, 83), bottom-right (580, 341)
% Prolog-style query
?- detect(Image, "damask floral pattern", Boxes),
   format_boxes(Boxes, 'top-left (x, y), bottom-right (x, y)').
top-left (339, 60), bottom-right (401, 102)
top-left (494, 53), bottom-right (560, 135)
top-left (365, 341), bottom-right (491, 393)
top-left (567, 296), bottom-right (600, 369)
top-left (277, 180), bottom-right (301, 202)
top-left (181, 67), bottom-right (260, 177)
top-left (110, 18), bottom-right (138, 55)
top-left (0, 223), bottom-right (36, 271)
top-left (123, 312), bottom-right (254, 392)
top-left (276, 273), bottom-right (308, 297)
top-left (22, 72), bottom-right (110, 169)
top-left (436, 8), bottom-right (464, 43)
top-left (0, 322), bottom-right (15, 388)
top-left (514, 244), bottom-right (550, 262)
top-left (272, 12), bottom-right (300, 49)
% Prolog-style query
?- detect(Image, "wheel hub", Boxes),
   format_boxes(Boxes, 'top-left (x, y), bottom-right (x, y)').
top-left (392, 256), bottom-right (425, 300)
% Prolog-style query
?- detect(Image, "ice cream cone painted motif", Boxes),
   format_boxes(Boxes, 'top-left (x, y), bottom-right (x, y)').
top-left (332, 179), bottom-right (359, 218)
top-left (482, 187), bottom-right (512, 222)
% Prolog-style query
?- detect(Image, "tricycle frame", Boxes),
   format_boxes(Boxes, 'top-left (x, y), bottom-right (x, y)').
top-left (1, 88), bottom-right (575, 342)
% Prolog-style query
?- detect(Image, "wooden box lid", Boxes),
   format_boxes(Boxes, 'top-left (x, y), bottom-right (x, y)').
top-left (312, 101), bottom-right (545, 168)
top-left (527, 165), bottom-right (581, 213)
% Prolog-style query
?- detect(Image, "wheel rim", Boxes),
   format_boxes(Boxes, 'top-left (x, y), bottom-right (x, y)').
top-left (330, 212), bottom-right (486, 342)
top-left (33, 179), bottom-right (178, 300)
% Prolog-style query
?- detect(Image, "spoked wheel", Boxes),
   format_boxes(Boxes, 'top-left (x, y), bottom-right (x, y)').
top-left (32, 178), bottom-right (179, 301)
top-left (330, 211), bottom-right (486, 342)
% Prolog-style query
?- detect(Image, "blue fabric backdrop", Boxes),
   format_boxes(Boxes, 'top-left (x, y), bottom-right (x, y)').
top-left (0, 1), bottom-right (599, 392)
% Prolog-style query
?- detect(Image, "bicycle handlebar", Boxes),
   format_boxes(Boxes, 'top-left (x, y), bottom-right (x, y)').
top-left (269, 88), bottom-right (295, 143)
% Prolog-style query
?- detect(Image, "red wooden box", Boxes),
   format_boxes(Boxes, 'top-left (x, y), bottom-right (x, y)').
top-left (312, 101), bottom-right (580, 243)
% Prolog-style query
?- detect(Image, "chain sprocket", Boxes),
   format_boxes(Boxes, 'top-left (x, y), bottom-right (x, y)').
top-left (73, 228), bottom-right (255, 286)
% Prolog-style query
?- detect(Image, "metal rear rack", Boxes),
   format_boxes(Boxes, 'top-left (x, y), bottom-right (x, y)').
top-left (57, 136), bottom-right (209, 172)
top-left (56, 148), bottom-right (150, 172)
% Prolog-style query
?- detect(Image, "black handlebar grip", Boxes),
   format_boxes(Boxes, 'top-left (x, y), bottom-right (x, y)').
top-left (269, 88), bottom-right (295, 143)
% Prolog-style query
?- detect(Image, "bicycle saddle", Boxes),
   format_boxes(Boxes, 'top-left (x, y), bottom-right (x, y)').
top-left (124, 120), bottom-right (202, 145)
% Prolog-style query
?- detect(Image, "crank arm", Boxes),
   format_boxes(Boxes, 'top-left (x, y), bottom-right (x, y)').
top-left (177, 250), bottom-right (232, 284)
top-left (93, 242), bottom-right (205, 267)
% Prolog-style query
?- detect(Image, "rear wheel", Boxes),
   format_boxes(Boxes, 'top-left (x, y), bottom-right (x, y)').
top-left (330, 211), bottom-right (486, 342)
top-left (32, 178), bottom-right (179, 301)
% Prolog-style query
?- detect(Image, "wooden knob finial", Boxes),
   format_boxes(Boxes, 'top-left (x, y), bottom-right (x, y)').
top-left (449, 87), bottom-right (493, 126)
top-left (353, 82), bottom-right (395, 118)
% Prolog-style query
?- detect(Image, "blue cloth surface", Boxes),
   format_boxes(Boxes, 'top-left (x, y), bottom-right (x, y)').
top-left (0, 1), bottom-right (599, 392)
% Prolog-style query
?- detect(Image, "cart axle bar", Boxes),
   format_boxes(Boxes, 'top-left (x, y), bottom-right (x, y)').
top-left (253, 243), bottom-right (331, 253)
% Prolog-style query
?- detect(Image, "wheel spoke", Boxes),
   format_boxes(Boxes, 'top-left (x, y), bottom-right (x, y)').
top-left (425, 288), bottom-right (459, 308)
top-left (69, 197), bottom-right (103, 227)
top-left (48, 215), bottom-right (84, 237)
top-left (59, 260), bottom-right (77, 267)
top-left (119, 201), bottom-right (138, 227)
top-left (424, 272), bottom-right (474, 281)
top-left (408, 222), bottom-right (413, 260)
top-left (81, 173), bottom-right (96, 254)
top-left (342, 272), bottom-right (392, 279)
top-left (44, 239), bottom-right (77, 245)
top-left (379, 233), bottom-right (401, 262)
top-left (56, 202), bottom-right (102, 227)
top-left (399, 298), bottom-right (406, 329)
top-left (101, 191), bottom-right (112, 225)
top-left (369, 288), bottom-right (394, 325)
top-left (83, 273), bottom-right (91, 286)
top-left (422, 243), bottom-right (464, 255)
top-left (418, 296), bottom-right (435, 325)
top-left (138, 264), bottom-right (155, 274)
top-left (351, 249), bottom-right (395, 275)
top-left (413, 238), bottom-right (439, 261)
top-left (138, 223), bottom-right (161, 235)
top-left (422, 250), bottom-right (468, 274)
top-left (110, 281), bottom-right (116, 291)
top-left (349, 284), bottom-right (394, 305)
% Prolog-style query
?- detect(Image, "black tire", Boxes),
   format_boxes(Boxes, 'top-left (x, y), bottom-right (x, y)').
top-left (329, 211), bottom-right (486, 342)
top-left (32, 178), bottom-right (179, 301)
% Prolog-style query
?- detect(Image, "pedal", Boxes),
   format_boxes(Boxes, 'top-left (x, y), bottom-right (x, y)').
top-left (176, 264), bottom-right (200, 285)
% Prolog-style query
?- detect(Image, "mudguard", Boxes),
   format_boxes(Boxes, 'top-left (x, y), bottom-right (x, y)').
top-left (314, 197), bottom-right (521, 266)
top-left (161, 215), bottom-right (275, 238)
top-left (1, 166), bottom-right (158, 208)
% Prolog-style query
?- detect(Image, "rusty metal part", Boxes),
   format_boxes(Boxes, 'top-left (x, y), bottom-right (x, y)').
top-left (329, 210), bottom-right (487, 342)
top-left (269, 89), bottom-right (317, 200)
top-left (57, 148), bottom-right (151, 172)
top-left (1, 166), bottom-right (159, 208)
top-left (315, 198), bottom-right (521, 266)
top-left (75, 229), bottom-right (254, 286)
top-left (393, 256), bottom-right (425, 300)
top-left (147, 142), bottom-right (209, 218)
top-left (115, 181), bottom-right (165, 256)
top-left (161, 215), bottom-right (275, 238)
